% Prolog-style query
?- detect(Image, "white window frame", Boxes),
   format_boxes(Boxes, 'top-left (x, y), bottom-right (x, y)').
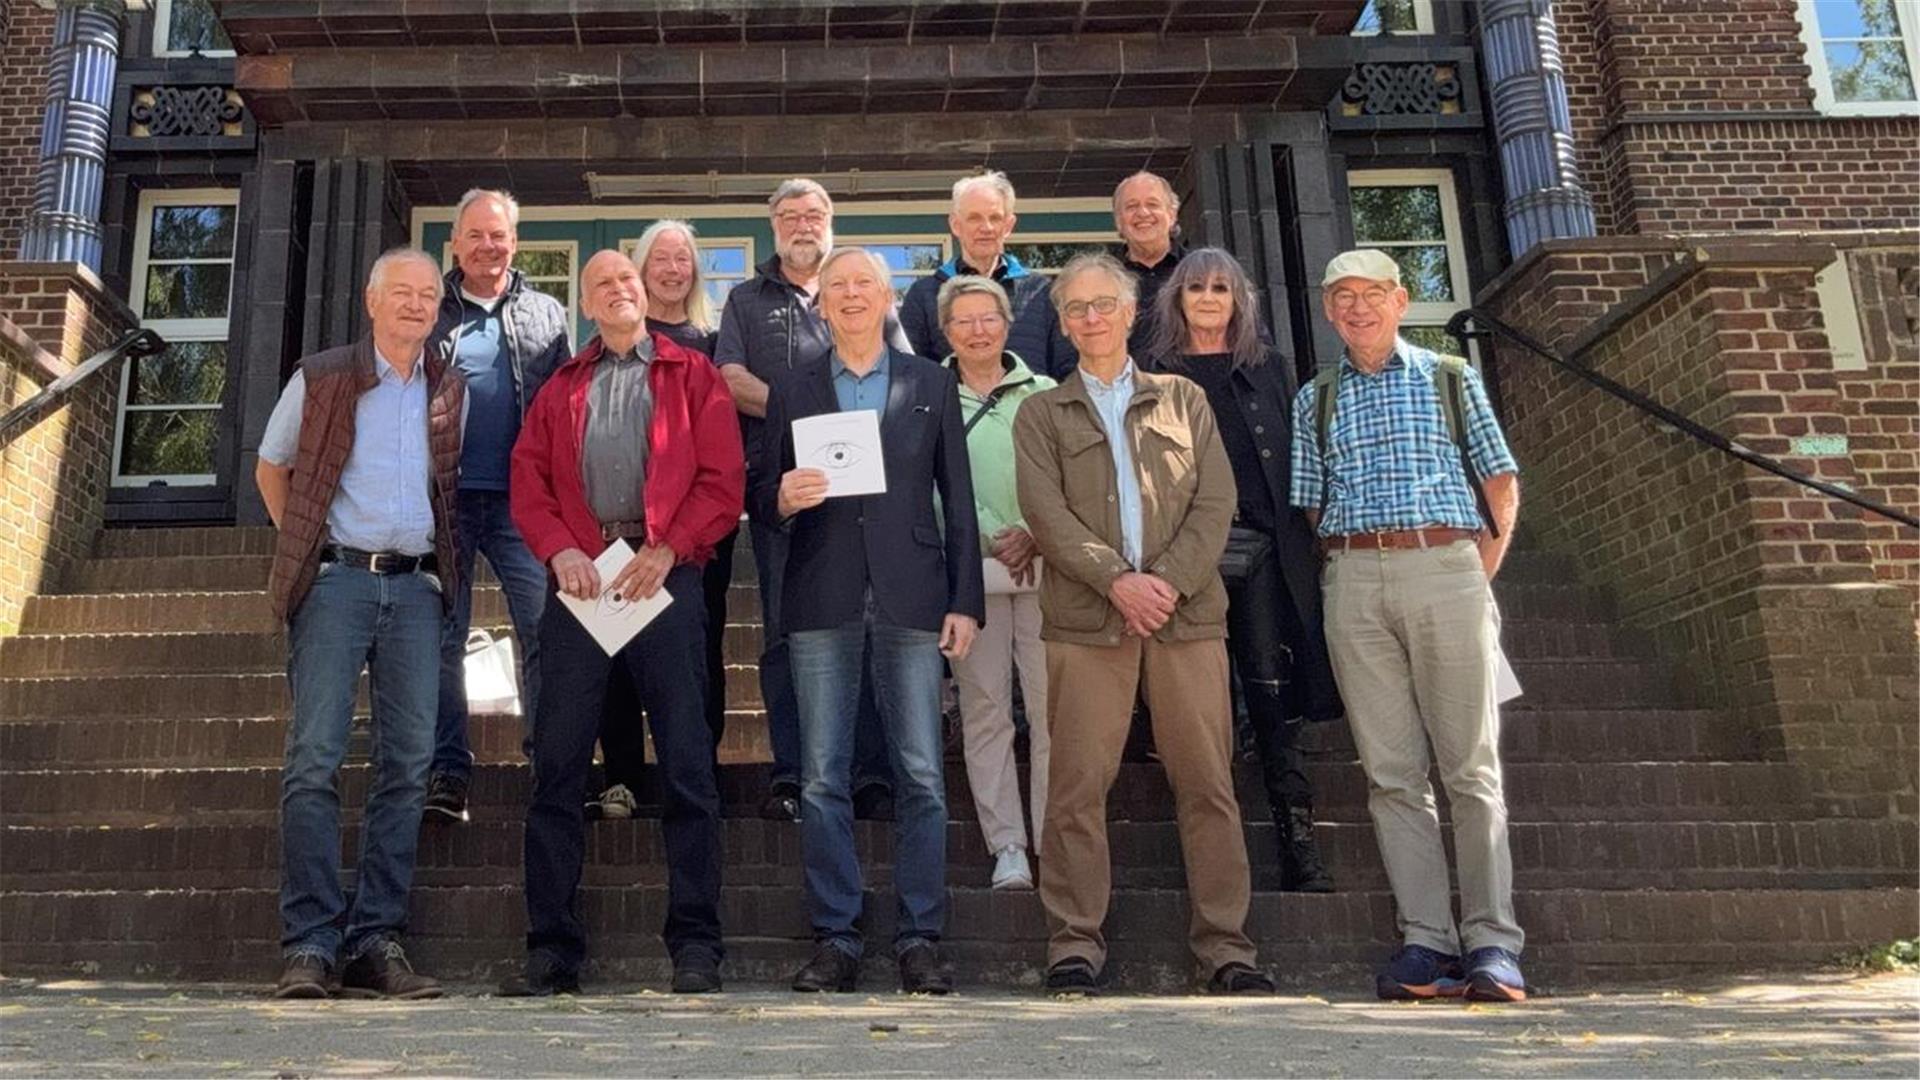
top-left (114, 187), bottom-right (239, 487)
top-left (1001, 232), bottom-right (1117, 275)
top-left (617, 235), bottom-right (757, 309)
top-left (439, 239), bottom-right (581, 335)
top-left (1352, 0), bottom-right (1435, 35)
top-left (1344, 168), bottom-right (1473, 333)
top-left (152, 0), bottom-right (237, 58)
top-left (1795, 0), bottom-right (1920, 116)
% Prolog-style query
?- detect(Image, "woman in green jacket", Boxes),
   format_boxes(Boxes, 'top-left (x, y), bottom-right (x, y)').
top-left (939, 275), bottom-right (1057, 892)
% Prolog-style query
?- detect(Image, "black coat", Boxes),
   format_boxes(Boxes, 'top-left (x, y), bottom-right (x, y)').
top-left (749, 347), bottom-right (987, 635)
top-left (898, 256), bottom-right (1078, 380)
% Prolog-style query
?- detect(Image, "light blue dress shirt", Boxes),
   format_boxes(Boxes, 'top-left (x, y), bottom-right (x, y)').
top-left (830, 348), bottom-right (891, 414)
top-left (258, 348), bottom-right (437, 556)
top-left (1080, 360), bottom-right (1145, 569)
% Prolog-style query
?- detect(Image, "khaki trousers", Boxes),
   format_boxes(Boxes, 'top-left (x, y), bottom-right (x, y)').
top-left (949, 592), bottom-right (1050, 856)
top-left (1323, 540), bottom-right (1524, 956)
top-left (1039, 634), bottom-right (1256, 974)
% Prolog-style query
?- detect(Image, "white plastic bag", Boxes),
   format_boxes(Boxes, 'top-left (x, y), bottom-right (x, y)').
top-left (463, 628), bottom-right (521, 716)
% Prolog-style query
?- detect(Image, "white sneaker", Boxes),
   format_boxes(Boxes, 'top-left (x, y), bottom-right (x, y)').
top-left (990, 845), bottom-right (1034, 891)
top-left (597, 784), bottom-right (637, 820)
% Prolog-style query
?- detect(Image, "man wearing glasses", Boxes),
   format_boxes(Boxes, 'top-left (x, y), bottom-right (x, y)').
top-left (1290, 249), bottom-right (1526, 1003)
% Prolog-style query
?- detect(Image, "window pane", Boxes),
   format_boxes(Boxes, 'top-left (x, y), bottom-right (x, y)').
top-left (1353, 0), bottom-right (1420, 33)
top-left (705, 279), bottom-right (739, 309)
top-left (526, 279), bottom-right (570, 309)
top-left (166, 0), bottom-right (233, 52)
top-left (1350, 186), bottom-right (1445, 244)
top-left (1814, 0), bottom-right (1903, 39)
top-left (130, 341), bottom-right (226, 406)
top-left (1826, 40), bottom-right (1918, 102)
top-left (1401, 325), bottom-right (1462, 356)
top-left (701, 246), bottom-right (748, 276)
top-left (514, 249), bottom-right (572, 280)
top-left (1396, 245), bottom-right (1456, 303)
top-left (148, 204), bottom-right (235, 260)
top-left (862, 243), bottom-right (945, 273)
top-left (119, 409), bottom-right (218, 478)
top-left (144, 263), bottom-right (232, 320)
top-left (1006, 241), bottom-right (1108, 272)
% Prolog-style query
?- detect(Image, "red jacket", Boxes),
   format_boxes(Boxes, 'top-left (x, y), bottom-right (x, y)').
top-left (510, 332), bottom-right (744, 567)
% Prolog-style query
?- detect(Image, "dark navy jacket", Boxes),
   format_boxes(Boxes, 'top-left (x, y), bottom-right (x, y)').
top-left (898, 254), bottom-right (1078, 380)
top-left (749, 346), bottom-right (986, 635)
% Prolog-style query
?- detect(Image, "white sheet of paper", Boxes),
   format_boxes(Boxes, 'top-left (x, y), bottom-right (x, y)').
top-left (1495, 647), bottom-right (1523, 704)
top-left (792, 410), bottom-right (887, 497)
top-left (557, 539), bottom-right (673, 656)
top-left (982, 556), bottom-right (1042, 596)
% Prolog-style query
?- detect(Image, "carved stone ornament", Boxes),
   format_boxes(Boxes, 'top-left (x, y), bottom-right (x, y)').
top-left (1339, 62), bottom-right (1463, 117)
top-left (129, 86), bottom-right (245, 137)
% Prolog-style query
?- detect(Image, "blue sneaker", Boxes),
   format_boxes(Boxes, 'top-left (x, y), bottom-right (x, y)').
top-left (1465, 946), bottom-right (1528, 1002)
top-left (1375, 944), bottom-right (1466, 1000)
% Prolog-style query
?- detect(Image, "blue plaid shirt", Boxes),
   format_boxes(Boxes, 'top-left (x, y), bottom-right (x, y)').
top-left (1289, 338), bottom-right (1518, 537)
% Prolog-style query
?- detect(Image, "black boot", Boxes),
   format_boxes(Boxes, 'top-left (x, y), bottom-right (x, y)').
top-left (1277, 804), bottom-right (1334, 893)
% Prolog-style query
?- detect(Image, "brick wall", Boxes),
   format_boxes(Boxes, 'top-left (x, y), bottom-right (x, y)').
top-left (0, 262), bottom-right (137, 634)
top-left (0, 0), bottom-right (52, 257)
top-left (1838, 247), bottom-right (1920, 596)
top-left (1552, 0), bottom-right (1920, 236)
top-left (1480, 234), bottom-right (1920, 819)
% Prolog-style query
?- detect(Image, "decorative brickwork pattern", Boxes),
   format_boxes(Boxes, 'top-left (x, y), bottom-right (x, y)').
top-left (0, 262), bottom-right (138, 634)
top-left (1482, 235), bottom-right (1920, 819)
top-left (0, 0), bottom-right (53, 257)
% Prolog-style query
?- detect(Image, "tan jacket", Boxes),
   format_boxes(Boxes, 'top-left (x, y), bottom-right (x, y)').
top-left (1013, 367), bottom-right (1236, 646)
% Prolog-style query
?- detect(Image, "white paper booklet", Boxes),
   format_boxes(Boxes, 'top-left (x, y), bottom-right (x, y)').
top-left (557, 538), bottom-right (673, 656)
top-left (792, 410), bottom-right (887, 497)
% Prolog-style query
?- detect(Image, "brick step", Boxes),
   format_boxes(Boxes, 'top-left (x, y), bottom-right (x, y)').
top-left (0, 708), bottom-right (1759, 770)
top-left (7, 818), bottom-right (1910, 894)
top-left (0, 761), bottom-right (1815, 826)
top-left (0, 613), bottom-right (1646, 677)
top-left (3, 884), bottom-right (1912, 988)
top-left (0, 654), bottom-right (1686, 719)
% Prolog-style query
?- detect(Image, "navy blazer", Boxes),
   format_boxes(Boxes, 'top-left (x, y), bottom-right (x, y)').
top-left (750, 347), bottom-right (987, 635)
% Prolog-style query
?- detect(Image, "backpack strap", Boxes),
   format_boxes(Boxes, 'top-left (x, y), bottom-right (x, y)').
top-left (1311, 365), bottom-right (1341, 518)
top-left (963, 385), bottom-right (1012, 436)
top-left (1434, 355), bottom-right (1500, 539)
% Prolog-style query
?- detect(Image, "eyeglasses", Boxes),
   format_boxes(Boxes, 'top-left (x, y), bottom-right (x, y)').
top-left (1062, 296), bottom-right (1122, 321)
top-left (774, 210), bottom-right (829, 228)
top-left (1327, 286), bottom-right (1396, 311)
top-left (945, 314), bottom-right (1006, 332)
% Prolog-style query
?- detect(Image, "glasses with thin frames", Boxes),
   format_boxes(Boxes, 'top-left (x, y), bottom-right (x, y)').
top-left (1062, 296), bottom-right (1122, 321)
top-left (946, 313), bottom-right (1006, 333)
top-left (1327, 285), bottom-right (1395, 311)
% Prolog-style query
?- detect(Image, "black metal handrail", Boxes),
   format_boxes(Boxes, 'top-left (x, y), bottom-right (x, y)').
top-left (0, 325), bottom-right (166, 449)
top-left (1446, 307), bottom-right (1920, 531)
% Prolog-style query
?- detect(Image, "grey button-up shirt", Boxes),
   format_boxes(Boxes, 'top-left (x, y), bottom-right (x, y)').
top-left (581, 336), bottom-right (655, 525)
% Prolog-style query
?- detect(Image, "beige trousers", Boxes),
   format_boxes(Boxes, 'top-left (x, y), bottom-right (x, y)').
top-left (949, 591), bottom-right (1050, 855)
top-left (1039, 634), bottom-right (1256, 974)
top-left (1323, 540), bottom-right (1524, 956)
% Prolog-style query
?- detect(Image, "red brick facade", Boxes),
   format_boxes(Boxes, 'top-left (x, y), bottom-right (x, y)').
top-left (0, 1), bottom-right (52, 257)
top-left (1555, 0), bottom-right (1920, 235)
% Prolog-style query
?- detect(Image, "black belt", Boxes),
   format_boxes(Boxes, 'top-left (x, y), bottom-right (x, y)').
top-left (320, 545), bottom-right (438, 575)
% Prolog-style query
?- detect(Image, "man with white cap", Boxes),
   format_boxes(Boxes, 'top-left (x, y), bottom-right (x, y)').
top-left (1289, 249), bottom-right (1525, 1003)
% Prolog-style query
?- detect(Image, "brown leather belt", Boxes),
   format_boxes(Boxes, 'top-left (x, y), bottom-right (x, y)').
top-left (599, 519), bottom-right (648, 542)
top-left (1325, 527), bottom-right (1476, 553)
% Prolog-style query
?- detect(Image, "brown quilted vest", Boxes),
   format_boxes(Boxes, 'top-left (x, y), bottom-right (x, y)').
top-left (267, 336), bottom-right (466, 622)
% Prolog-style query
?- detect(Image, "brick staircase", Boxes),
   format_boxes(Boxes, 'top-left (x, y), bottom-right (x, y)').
top-left (2, 526), bottom-right (1914, 989)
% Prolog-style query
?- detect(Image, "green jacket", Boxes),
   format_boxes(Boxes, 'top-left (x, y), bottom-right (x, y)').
top-left (949, 351), bottom-right (1056, 546)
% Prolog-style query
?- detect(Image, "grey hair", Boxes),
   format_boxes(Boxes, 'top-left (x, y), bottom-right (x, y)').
top-left (1111, 171), bottom-right (1180, 216)
top-left (453, 188), bottom-right (521, 232)
top-left (366, 246), bottom-right (443, 296)
top-left (1151, 247), bottom-right (1267, 371)
top-left (1049, 251), bottom-right (1138, 314)
top-left (768, 177), bottom-right (834, 214)
top-left (817, 246), bottom-right (894, 297)
top-left (630, 218), bottom-right (713, 333)
top-left (936, 274), bottom-right (1013, 327)
top-left (951, 171), bottom-right (1016, 214)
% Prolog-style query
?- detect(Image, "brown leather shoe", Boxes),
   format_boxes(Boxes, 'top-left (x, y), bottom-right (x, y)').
top-left (339, 939), bottom-right (443, 1000)
top-left (272, 953), bottom-right (335, 999)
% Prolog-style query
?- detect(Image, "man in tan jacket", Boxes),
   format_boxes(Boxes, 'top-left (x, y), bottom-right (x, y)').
top-left (1013, 252), bottom-right (1269, 995)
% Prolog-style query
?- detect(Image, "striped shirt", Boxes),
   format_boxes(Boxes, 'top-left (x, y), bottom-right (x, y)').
top-left (1288, 338), bottom-right (1517, 537)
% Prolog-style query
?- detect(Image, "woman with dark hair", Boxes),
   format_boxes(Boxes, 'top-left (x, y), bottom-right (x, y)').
top-left (1151, 246), bottom-right (1340, 893)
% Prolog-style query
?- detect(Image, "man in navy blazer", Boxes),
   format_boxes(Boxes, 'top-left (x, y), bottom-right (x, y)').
top-left (751, 246), bottom-right (986, 995)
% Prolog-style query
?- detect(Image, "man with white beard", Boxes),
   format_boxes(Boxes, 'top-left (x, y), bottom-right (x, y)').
top-left (715, 179), bottom-right (908, 824)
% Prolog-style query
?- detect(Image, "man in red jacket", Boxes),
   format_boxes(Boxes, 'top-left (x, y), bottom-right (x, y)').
top-left (505, 249), bottom-right (745, 996)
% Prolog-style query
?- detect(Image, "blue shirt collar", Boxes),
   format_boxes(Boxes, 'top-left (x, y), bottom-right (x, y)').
top-left (1079, 359), bottom-right (1136, 394)
top-left (372, 346), bottom-right (425, 384)
top-left (1339, 336), bottom-right (1425, 377)
top-left (831, 347), bottom-right (891, 381)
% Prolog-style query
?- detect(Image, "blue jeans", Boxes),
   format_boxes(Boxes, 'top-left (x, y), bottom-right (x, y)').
top-left (790, 604), bottom-right (948, 958)
top-left (750, 518), bottom-right (892, 793)
top-left (435, 488), bottom-right (548, 776)
top-left (280, 562), bottom-right (442, 961)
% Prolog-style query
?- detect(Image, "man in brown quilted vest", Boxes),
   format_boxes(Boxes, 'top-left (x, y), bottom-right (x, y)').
top-left (254, 247), bottom-right (466, 1000)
